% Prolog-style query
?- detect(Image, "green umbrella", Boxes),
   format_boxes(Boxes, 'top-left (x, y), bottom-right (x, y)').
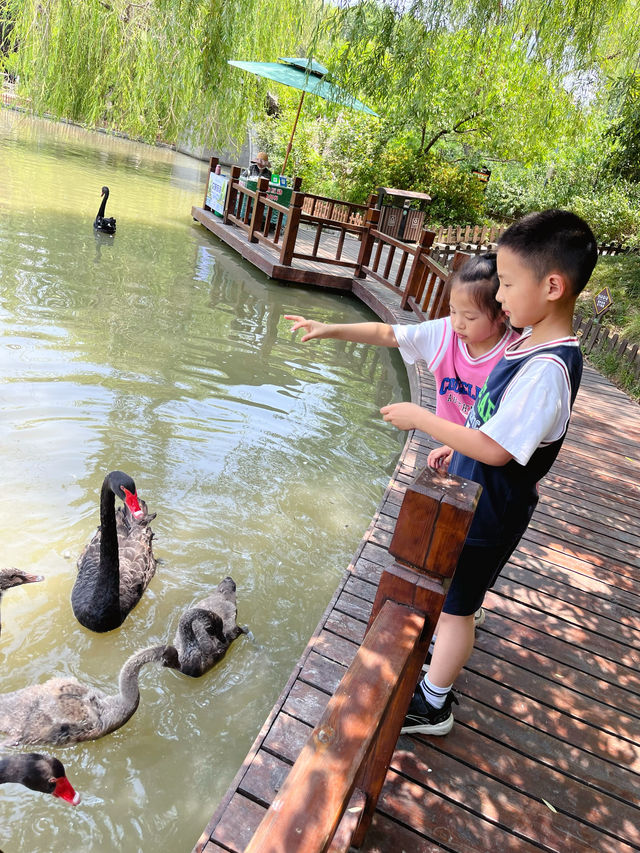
top-left (228, 57), bottom-right (378, 172)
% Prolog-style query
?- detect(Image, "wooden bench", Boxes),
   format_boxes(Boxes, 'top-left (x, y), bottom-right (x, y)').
top-left (242, 466), bottom-right (482, 853)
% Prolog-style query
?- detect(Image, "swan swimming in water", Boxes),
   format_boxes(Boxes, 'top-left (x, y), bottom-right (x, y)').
top-left (94, 186), bottom-right (116, 234)
top-left (0, 753), bottom-right (80, 804)
top-left (72, 471), bottom-right (157, 633)
top-left (174, 577), bottom-right (245, 677)
top-left (0, 644), bottom-right (179, 747)
top-left (0, 568), bottom-right (44, 639)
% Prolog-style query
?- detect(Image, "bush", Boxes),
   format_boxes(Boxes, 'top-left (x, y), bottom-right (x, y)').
top-left (253, 113), bottom-right (488, 223)
top-left (485, 161), bottom-right (640, 244)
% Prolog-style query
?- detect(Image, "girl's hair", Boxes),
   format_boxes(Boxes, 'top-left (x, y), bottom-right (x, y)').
top-left (447, 252), bottom-right (503, 323)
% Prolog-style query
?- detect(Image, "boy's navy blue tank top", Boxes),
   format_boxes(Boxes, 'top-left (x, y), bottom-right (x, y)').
top-left (448, 340), bottom-right (582, 546)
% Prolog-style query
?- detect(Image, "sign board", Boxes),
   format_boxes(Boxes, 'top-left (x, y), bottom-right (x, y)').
top-left (471, 167), bottom-right (491, 185)
top-left (206, 173), bottom-right (229, 217)
top-left (593, 286), bottom-right (613, 317)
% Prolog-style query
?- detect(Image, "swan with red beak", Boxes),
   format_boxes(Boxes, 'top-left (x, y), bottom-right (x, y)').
top-left (0, 753), bottom-right (81, 804)
top-left (72, 471), bottom-right (157, 632)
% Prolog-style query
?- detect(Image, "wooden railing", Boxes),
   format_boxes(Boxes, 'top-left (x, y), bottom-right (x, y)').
top-left (301, 193), bottom-right (369, 227)
top-left (288, 192), bottom-right (373, 269)
top-left (432, 225), bottom-right (640, 259)
top-left (220, 164), bottom-right (304, 255)
top-left (243, 465), bottom-right (482, 853)
top-left (574, 314), bottom-right (640, 379)
top-left (434, 223), bottom-right (507, 246)
top-left (201, 158), bottom-right (474, 313)
top-left (356, 222), bottom-right (471, 321)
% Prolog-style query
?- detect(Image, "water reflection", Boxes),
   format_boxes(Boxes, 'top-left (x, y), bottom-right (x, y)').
top-left (0, 111), bottom-right (408, 852)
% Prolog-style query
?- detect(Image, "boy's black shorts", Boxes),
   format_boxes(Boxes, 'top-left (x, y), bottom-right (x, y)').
top-left (442, 533), bottom-right (523, 616)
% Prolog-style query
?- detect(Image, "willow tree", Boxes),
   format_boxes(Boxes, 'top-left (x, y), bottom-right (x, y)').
top-left (320, 0), bottom-right (640, 165)
top-left (3, 0), bottom-right (640, 156)
top-left (1, 0), bottom-right (318, 145)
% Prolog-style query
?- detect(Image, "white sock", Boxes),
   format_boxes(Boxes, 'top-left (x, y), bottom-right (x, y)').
top-left (419, 675), bottom-right (452, 710)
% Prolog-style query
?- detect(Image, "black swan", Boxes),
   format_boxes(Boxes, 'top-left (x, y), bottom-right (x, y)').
top-left (94, 186), bottom-right (116, 234)
top-left (0, 644), bottom-right (179, 747)
top-left (0, 753), bottom-right (80, 804)
top-left (72, 471), bottom-right (157, 633)
top-left (174, 576), bottom-right (245, 677)
top-left (0, 568), bottom-right (44, 638)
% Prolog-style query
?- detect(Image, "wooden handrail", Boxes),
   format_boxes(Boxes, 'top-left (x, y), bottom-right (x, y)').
top-left (243, 600), bottom-right (426, 853)
top-left (243, 465), bottom-right (482, 853)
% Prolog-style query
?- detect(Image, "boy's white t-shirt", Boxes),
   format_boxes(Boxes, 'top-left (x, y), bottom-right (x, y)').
top-left (392, 317), bottom-right (519, 425)
top-left (478, 333), bottom-right (577, 466)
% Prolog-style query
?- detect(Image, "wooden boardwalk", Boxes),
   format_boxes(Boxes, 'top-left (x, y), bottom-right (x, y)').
top-left (193, 211), bottom-right (640, 853)
top-left (192, 206), bottom-right (397, 291)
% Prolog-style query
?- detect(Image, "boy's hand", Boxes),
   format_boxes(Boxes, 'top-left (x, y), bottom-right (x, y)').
top-left (285, 314), bottom-right (329, 342)
top-left (428, 445), bottom-right (453, 471)
top-left (380, 402), bottom-right (423, 431)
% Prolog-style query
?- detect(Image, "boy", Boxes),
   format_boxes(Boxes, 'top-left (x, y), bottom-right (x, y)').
top-left (379, 209), bottom-right (598, 735)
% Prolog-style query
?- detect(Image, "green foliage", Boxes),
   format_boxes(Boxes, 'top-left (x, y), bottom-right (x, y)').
top-left (587, 348), bottom-right (640, 402)
top-left (605, 73), bottom-right (640, 182)
top-left (255, 110), bottom-right (486, 221)
top-left (575, 253), bottom-right (640, 401)
top-left (485, 133), bottom-right (640, 244)
top-left (1, 0), bottom-right (314, 145)
top-left (577, 254), bottom-right (640, 338)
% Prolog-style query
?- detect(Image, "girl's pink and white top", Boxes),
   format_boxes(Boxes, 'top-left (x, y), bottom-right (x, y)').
top-left (393, 317), bottom-right (520, 425)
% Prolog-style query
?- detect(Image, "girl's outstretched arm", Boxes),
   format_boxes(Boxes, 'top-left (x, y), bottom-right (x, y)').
top-left (286, 315), bottom-right (398, 346)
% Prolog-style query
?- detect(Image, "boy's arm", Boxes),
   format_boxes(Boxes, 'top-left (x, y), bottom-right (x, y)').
top-left (286, 315), bottom-right (398, 346)
top-left (380, 402), bottom-right (513, 466)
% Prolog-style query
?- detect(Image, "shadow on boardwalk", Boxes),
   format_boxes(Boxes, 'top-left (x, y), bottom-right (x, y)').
top-left (192, 227), bottom-right (640, 853)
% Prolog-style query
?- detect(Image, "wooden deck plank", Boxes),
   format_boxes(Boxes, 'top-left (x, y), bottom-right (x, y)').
top-left (193, 208), bottom-right (640, 853)
top-left (389, 743), bottom-right (638, 853)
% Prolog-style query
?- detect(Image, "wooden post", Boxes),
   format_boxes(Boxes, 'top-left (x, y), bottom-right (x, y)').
top-left (354, 207), bottom-right (381, 278)
top-left (279, 191), bottom-right (304, 266)
top-left (223, 165), bottom-right (241, 224)
top-left (432, 250), bottom-right (468, 318)
top-left (248, 176), bottom-right (269, 243)
top-left (202, 157), bottom-right (219, 211)
top-left (400, 228), bottom-right (435, 310)
top-left (349, 466), bottom-right (481, 848)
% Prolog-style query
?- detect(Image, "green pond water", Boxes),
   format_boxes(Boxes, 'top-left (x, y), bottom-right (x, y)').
top-left (0, 111), bottom-right (409, 852)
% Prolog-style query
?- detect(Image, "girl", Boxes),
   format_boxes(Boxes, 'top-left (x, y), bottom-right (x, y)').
top-left (286, 252), bottom-right (519, 632)
top-left (286, 252), bottom-right (519, 442)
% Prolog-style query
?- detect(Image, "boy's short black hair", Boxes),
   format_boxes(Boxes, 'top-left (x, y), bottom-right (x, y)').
top-left (498, 209), bottom-right (598, 295)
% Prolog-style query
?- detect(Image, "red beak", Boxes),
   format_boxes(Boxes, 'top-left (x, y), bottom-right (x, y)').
top-left (52, 775), bottom-right (81, 805)
top-left (122, 487), bottom-right (143, 519)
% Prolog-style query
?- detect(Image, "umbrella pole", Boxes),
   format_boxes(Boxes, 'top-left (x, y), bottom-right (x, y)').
top-left (282, 90), bottom-right (305, 174)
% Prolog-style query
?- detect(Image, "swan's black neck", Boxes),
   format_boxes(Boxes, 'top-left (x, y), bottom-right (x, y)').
top-left (182, 609), bottom-right (225, 642)
top-left (97, 477), bottom-right (121, 608)
top-left (97, 189), bottom-right (108, 219)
